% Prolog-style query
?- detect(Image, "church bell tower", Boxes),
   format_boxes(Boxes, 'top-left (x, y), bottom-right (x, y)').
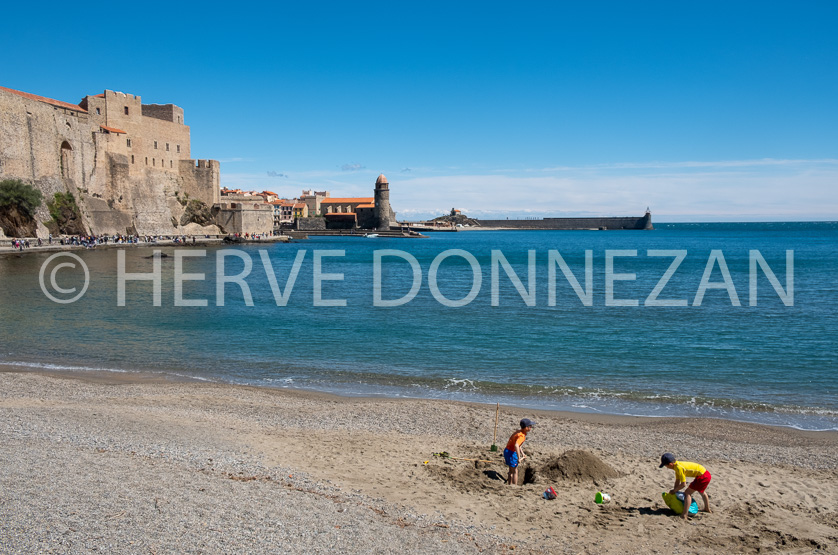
top-left (373, 174), bottom-right (391, 231)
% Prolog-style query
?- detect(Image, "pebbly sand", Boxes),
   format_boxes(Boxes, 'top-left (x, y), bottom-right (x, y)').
top-left (1, 369), bottom-right (837, 554)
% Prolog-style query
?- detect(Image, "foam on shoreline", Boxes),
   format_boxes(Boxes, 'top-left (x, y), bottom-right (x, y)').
top-left (4, 363), bottom-right (836, 439)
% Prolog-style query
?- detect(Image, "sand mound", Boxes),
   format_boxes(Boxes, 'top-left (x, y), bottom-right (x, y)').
top-left (525, 450), bottom-right (620, 484)
top-left (426, 460), bottom-right (507, 492)
top-left (426, 450), bottom-right (620, 489)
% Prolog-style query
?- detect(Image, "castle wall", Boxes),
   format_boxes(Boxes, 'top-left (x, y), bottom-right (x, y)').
top-left (178, 159), bottom-right (220, 206)
top-left (295, 217), bottom-right (327, 231)
top-left (216, 202), bottom-right (274, 235)
top-left (142, 103), bottom-right (184, 124)
top-left (214, 208), bottom-right (241, 235)
top-left (356, 207), bottom-right (375, 229)
top-left (0, 86), bottom-right (218, 237)
top-left (83, 91), bottom-right (192, 177)
top-left (243, 208), bottom-right (274, 235)
top-left (0, 87), bottom-right (93, 227)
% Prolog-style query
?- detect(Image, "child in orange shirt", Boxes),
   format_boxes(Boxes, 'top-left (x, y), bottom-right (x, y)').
top-left (504, 418), bottom-right (535, 485)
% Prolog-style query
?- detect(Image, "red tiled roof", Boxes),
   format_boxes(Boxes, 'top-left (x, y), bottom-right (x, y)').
top-left (321, 197), bottom-right (374, 204)
top-left (100, 125), bottom-right (127, 134)
top-left (0, 85), bottom-right (88, 113)
top-left (292, 203), bottom-right (306, 209)
top-left (324, 212), bottom-right (357, 218)
top-left (356, 203), bottom-right (374, 209)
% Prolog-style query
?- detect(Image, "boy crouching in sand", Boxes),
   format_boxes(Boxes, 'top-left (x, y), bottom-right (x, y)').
top-left (504, 418), bottom-right (535, 485)
top-left (660, 452), bottom-right (713, 519)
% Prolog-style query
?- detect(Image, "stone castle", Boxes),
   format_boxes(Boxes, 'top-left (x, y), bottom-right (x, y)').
top-left (0, 85), bottom-right (220, 236)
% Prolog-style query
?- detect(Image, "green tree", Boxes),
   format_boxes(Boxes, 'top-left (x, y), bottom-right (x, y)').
top-left (45, 191), bottom-right (86, 235)
top-left (47, 192), bottom-right (79, 223)
top-left (0, 179), bottom-right (43, 218)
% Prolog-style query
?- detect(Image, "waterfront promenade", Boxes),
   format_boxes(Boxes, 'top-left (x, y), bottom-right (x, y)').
top-left (0, 234), bottom-right (290, 257)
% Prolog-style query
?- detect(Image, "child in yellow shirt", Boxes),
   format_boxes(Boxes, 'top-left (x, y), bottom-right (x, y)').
top-left (660, 452), bottom-right (713, 519)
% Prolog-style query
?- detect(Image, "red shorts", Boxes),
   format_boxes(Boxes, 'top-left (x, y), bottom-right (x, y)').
top-left (688, 470), bottom-right (711, 493)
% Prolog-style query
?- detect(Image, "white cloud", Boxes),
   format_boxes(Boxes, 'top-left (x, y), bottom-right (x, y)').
top-left (537, 158), bottom-right (838, 172)
top-left (388, 160), bottom-right (838, 221)
top-left (340, 163), bottom-right (365, 172)
top-left (221, 158), bottom-right (838, 221)
top-left (218, 157), bottom-right (255, 163)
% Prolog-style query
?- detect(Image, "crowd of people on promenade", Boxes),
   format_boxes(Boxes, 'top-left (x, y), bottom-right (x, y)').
top-left (58, 234), bottom-right (207, 247)
top-left (4, 233), bottom-right (200, 251)
top-left (2, 231), bottom-right (281, 252)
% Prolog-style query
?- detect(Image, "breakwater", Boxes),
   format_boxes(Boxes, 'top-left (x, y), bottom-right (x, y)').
top-left (475, 212), bottom-right (652, 230)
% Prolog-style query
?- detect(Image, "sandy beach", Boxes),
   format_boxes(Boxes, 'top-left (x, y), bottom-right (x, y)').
top-left (1, 369), bottom-right (836, 554)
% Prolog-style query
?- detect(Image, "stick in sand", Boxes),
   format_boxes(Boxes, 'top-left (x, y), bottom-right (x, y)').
top-left (490, 402), bottom-right (500, 451)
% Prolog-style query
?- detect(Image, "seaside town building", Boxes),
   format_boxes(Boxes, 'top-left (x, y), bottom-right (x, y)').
top-left (292, 202), bottom-right (308, 220)
top-left (295, 175), bottom-right (396, 231)
top-left (320, 196), bottom-right (375, 229)
top-left (300, 189), bottom-right (329, 216)
top-left (220, 189), bottom-right (279, 204)
top-left (270, 200), bottom-right (291, 226)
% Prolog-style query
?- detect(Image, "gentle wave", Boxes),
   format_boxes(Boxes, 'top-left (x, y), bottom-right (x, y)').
top-left (4, 358), bottom-right (836, 431)
top-left (0, 360), bottom-right (131, 373)
top-left (0, 360), bottom-right (214, 383)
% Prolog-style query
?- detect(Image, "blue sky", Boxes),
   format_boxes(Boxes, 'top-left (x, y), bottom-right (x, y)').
top-left (3, 1), bottom-right (837, 220)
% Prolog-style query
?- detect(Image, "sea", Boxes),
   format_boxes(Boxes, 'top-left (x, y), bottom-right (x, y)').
top-left (1, 222), bottom-right (836, 431)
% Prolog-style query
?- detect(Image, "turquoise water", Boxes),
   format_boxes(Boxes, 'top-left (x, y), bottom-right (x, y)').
top-left (1, 222), bottom-right (836, 430)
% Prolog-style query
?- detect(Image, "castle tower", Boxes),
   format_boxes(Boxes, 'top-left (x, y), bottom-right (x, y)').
top-left (374, 173), bottom-right (391, 231)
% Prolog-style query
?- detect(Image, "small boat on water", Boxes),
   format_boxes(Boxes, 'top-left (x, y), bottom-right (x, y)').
top-left (364, 233), bottom-right (379, 238)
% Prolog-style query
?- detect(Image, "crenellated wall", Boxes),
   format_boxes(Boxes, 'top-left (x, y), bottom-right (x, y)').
top-left (178, 159), bottom-right (221, 206)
